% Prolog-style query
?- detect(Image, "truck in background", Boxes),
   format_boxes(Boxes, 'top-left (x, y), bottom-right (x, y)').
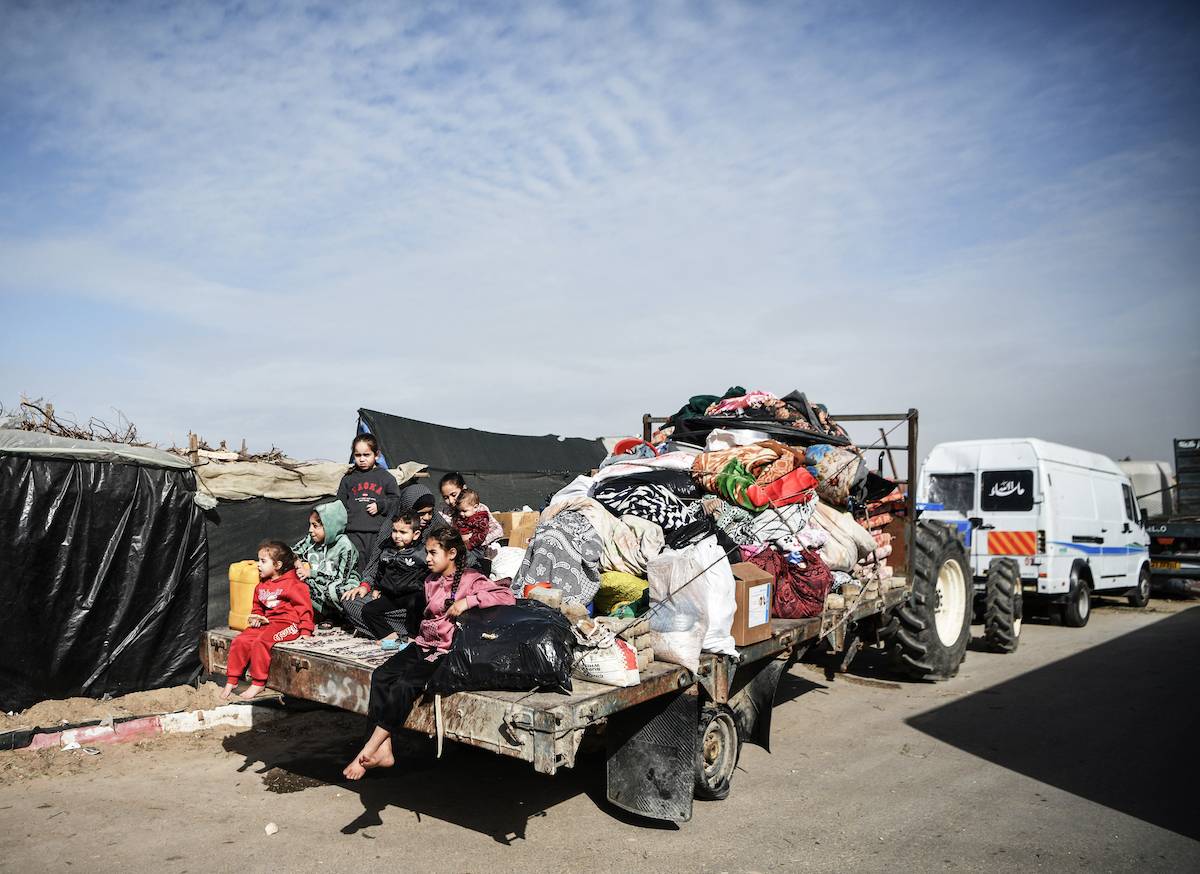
top-left (917, 439), bottom-right (1150, 638)
top-left (1145, 438), bottom-right (1200, 596)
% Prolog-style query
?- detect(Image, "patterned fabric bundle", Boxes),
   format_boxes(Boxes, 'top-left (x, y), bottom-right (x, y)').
top-left (691, 440), bottom-right (797, 493)
top-left (592, 480), bottom-right (711, 549)
top-left (747, 501), bottom-right (819, 552)
top-left (748, 547), bottom-right (833, 620)
top-left (514, 510), bottom-right (603, 605)
top-left (708, 498), bottom-right (759, 545)
top-left (541, 496), bottom-right (666, 577)
top-left (803, 444), bottom-right (866, 508)
top-left (715, 458), bottom-right (759, 509)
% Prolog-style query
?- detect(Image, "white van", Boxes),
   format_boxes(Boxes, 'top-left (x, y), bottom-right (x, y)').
top-left (917, 438), bottom-right (1151, 629)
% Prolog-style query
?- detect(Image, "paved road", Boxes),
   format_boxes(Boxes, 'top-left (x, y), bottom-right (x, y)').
top-left (2, 599), bottom-right (1198, 873)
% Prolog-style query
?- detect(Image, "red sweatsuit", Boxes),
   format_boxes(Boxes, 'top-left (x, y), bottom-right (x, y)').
top-left (226, 569), bottom-right (314, 688)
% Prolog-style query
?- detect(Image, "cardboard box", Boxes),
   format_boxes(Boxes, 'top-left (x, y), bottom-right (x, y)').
top-left (729, 562), bottom-right (774, 647)
top-left (494, 511), bottom-right (541, 549)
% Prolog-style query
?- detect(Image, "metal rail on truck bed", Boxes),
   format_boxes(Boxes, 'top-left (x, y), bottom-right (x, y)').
top-left (200, 586), bottom-right (904, 776)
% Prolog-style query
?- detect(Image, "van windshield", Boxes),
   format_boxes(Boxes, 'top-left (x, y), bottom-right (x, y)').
top-left (981, 470), bottom-right (1035, 512)
top-left (928, 473), bottom-right (975, 513)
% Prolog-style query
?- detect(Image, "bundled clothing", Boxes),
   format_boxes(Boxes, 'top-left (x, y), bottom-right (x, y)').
top-left (540, 496), bottom-right (665, 577)
top-left (292, 501), bottom-right (359, 617)
top-left (226, 569), bottom-right (313, 688)
top-left (367, 569), bottom-right (516, 733)
top-left (592, 478), bottom-right (713, 549)
top-left (515, 510), bottom-right (603, 604)
top-left (337, 465), bottom-right (401, 572)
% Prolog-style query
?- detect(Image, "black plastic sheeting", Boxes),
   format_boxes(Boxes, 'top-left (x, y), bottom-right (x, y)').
top-left (358, 409), bottom-right (606, 511)
top-left (428, 600), bottom-right (574, 695)
top-left (203, 497), bottom-right (320, 628)
top-left (0, 455), bottom-right (208, 712)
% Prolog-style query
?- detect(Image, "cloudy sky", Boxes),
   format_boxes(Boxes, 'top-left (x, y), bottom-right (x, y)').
top-left (1, 0), bottom-right (1197, 466)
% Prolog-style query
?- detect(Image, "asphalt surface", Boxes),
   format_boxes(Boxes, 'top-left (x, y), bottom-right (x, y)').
top-left (2, 598), bottom-right (1198, 874)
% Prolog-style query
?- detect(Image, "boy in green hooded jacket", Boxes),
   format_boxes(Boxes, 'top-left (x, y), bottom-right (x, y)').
top-left (293, 500), bottom-right (359, 619)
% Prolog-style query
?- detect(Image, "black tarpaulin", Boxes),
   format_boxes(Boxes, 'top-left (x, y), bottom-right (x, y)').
top-left (358, 409), bottom-right (606, 511)
top-left (0, 431), bottom-right (208, 711)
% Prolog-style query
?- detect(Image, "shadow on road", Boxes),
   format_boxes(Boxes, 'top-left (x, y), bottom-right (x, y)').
top-left (222, 708), bottom-right (602, 844)
top-left (906, 606), bottom-right (1200, 840)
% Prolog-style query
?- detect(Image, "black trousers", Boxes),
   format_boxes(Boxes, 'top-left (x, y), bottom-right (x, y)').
top-left (368, 644), bottom-right (439, 733)
top-left (343, 591), bottom-right (421, 639)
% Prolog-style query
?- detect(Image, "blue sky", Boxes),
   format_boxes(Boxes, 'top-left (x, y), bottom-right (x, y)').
top-left (1, 0), bottom-right (1197, 465)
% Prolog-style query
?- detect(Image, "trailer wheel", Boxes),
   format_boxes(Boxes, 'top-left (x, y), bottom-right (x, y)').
top-left (694, 705), bottom-right (740, 801)
top-left (1061, 564), bottom-right (1091, 628)
top-left (885, 520), bottom-right (972, 680)
top-left (983, 558), bottom-right (1022, 653)
top-left (1127, 565), bottom-right (1151, 609)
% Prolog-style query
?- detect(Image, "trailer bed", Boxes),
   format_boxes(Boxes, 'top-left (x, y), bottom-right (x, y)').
top-left (200, 584), bottom-right (905, 775)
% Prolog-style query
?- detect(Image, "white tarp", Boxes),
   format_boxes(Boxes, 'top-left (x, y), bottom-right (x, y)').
top-left (194, 458), bottom-right (427, 502)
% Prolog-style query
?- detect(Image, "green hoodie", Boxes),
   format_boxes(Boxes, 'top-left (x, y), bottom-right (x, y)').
top-left (292, 500), bottom-right (359, 616)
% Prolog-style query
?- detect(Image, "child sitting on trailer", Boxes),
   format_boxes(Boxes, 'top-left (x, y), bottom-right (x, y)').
top-left (221, 541), bottom-right (313, 700)
top-left (343, 527), bottom-right (515, 779)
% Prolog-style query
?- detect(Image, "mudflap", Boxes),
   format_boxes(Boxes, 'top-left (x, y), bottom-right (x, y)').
top-left (727, 649), bottom-right (798, 752)
top-left (606, 687), bottom-right (698, 823)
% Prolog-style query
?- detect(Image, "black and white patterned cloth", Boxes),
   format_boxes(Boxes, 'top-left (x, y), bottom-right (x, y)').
top-left (514, 510), bottom-right (604, 605)
top-left (592, 481), bottom-right (713, 549)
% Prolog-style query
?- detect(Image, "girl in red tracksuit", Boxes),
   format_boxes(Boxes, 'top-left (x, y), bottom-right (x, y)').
top-left (221, 540), bottom-right (314, 701)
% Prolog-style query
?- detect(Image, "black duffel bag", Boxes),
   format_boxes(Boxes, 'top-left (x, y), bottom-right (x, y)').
top-left (427, 599), bottom-right (574, 695)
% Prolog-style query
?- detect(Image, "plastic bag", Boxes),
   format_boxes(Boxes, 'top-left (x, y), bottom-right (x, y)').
top-left (647, 535), bottom-right (737, 672)
top-left (426, 600), bottom-right (573, 694)
top-left (571, 620), bottom-right (640, 687)
top-left (489, 545), bottom-right (526, 582)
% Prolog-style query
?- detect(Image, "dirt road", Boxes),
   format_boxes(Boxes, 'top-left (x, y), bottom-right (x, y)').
top-left (3, 599), bottom-right (1198, 873)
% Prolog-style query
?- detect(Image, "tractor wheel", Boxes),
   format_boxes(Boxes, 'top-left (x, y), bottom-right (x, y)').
top-left (983, 557), bottom-right (1022, 653)
top-left (884, 520), bottom-right (972, 680)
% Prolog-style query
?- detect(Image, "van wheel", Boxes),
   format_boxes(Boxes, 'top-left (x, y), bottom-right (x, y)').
top-left (1061, 566), bottom-right (1091, 628)
top-left (884, 520), bottom-right (972, 680)
top-left (1127, 566), bottom-right (1151, 609)
top-left (983, 558), bottom-right (1022, 653)
top-left (694, 705), bottom-right (740, 801)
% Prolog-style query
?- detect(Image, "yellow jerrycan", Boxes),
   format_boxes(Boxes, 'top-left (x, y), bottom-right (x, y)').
top-left (228, 560), bottom-right (259, 630)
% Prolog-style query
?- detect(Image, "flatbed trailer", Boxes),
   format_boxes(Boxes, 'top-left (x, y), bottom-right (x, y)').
top-left (201, 586), bottom-right (906, 819)
top-left (200, 407), bottom-right (976, 822)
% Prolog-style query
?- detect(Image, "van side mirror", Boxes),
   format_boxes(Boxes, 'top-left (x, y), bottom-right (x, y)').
top-left (968, 516), bottom-right (984, 530)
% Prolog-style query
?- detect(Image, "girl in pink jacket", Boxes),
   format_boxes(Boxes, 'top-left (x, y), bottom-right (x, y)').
top-left (343, 527), bottom-right (515, 780)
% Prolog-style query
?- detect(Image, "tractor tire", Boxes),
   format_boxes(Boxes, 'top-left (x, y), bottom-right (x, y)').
top-left (1127, 565), bottom-right (1151, 609)
top-left (983, 557), bottom-right (1022, 653)
top-left (1061, 564), bottom-right (1091, 628)
top-left (884, 520), bottom-right (972, 680)
top-left (694, 705), bottom-right (740, 801)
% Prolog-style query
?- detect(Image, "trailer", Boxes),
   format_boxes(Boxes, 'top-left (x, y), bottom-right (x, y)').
top-left (200, 408), bottom-right (974, 822)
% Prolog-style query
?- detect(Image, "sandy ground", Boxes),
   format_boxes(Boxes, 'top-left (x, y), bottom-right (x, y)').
top-left (1, 597), bottom-right (1197, 874)
top-left (4, 682), bottom-right (231, 732)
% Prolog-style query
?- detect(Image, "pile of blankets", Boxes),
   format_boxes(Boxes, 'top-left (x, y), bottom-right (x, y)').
top-left (514, 389), bottom-right (895, 623)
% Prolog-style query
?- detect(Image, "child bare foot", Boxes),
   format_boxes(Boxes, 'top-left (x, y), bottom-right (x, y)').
top-left (343, 755), bottom-right (368, 780)
top-left (220, 683), bottom-right (236, 701)
top-left (238, 684), bottom-right (267, 700)
top-left (363, 746), bottom-right (395, 770)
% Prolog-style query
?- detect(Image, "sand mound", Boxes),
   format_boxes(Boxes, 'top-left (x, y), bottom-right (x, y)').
top-left (4, 683), bottom-right (229, 731)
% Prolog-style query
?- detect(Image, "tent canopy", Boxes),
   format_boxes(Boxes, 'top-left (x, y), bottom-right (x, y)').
top-left (358, 408), bottom-right (607, 511)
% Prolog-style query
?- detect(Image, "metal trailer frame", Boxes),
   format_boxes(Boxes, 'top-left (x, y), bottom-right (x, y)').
top-left (200, 408), bottom-right (921, 822)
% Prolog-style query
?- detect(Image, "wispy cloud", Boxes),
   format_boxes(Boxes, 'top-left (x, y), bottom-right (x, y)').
top-left (1, 1), bottom-right (1197, 461)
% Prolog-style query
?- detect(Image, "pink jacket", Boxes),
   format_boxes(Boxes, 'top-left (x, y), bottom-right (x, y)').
top-left (415, 569), bottom-right (516, 656)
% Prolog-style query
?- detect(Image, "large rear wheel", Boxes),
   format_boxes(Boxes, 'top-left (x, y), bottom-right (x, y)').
top-left (983, 557), bottom-right (1022, 653)
top-left (885, 520), bottom-right (972, 680)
